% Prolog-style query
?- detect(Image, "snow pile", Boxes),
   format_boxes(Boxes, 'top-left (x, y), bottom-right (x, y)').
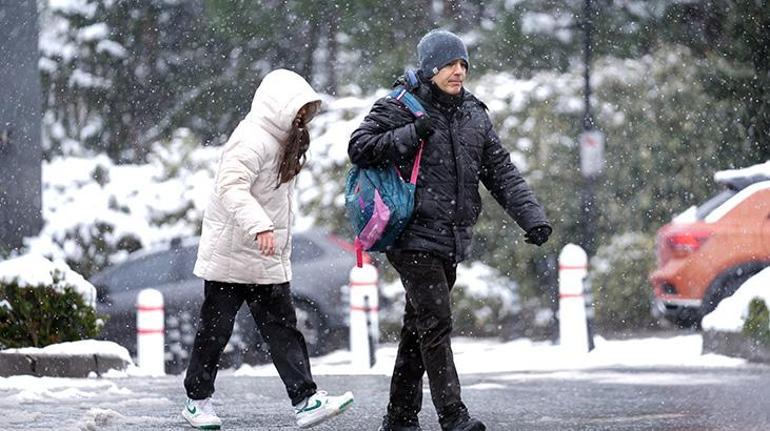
top-left (702, 268), bottom-right (770, 333)
top-left (0, 254), bottom-right (96, 307)
top-left (0, 375), bottom-right (130, 403)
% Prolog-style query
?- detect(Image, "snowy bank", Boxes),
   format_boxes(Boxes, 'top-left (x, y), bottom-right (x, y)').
top-left (3, 340), bottom-right (132, 363)
top-left (0, 340), bottom-right (134, 378)
top-left (702, 268), bottom-right (770, 333)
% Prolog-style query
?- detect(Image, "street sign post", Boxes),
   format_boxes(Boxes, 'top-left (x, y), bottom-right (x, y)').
top-left (579, 129), bottom-right (604, 178)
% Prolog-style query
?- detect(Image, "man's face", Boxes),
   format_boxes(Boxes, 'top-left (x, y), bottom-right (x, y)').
top-left (431, 59), bottom-right (467, 96)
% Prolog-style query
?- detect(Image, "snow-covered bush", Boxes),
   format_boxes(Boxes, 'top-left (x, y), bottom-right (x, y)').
top-left (24, 136), bottom-right (218, 278)
top-left (0, 255), bottom-right (101, 349)
top-left (380, 261), bottom-right (520, 339)
top-left (589, 232), bottom-right (658, 331)
top-left (742, 298), bottom-right (770, 348)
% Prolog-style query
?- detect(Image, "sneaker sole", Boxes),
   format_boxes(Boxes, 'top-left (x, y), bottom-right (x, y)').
top-left (182, 410), bottom-right (221, 430)
top-left (338, 398), bottom-right (354, 413)
top-left (298, 397), bottom-right (355, 429)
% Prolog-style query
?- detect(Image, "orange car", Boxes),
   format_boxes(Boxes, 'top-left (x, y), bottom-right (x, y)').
top-left (650, 168), bottom-right (770, 326)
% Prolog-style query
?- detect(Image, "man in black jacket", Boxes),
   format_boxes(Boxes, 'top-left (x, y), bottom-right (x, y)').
top-left (349, 29), bottom-right (552, 431)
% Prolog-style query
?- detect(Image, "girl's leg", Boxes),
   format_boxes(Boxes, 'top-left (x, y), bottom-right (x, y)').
top-left (246, 282), bottom-right (317, 406)
top-left (184, 280), bottom-right (245, 400)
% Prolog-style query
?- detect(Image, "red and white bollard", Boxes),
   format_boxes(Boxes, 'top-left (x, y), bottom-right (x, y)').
top-left (136, 288), bottom-right (165, 375)
top-left (558, 244), bottom-right (590, 354)
top-left (349, 263), bottom-right (379, 369)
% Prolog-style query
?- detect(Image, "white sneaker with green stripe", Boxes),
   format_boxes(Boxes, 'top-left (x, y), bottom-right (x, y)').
top-left (294, 390), bottom-right (355, 429)
top-left (182, 397), bottom-right (222, 430)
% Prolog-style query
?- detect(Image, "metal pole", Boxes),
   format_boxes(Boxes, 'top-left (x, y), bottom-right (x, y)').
top-left (583, 0), bottom-right (594, 131)
top-left (364, 295), bottom-right (375, 367)
top-left (581, 0), bottom-right (597, 255)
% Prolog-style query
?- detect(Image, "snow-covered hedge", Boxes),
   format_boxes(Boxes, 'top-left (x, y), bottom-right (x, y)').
top-left (25, 131), bottom-right (219, 278)
top-left (0, 255), bottom-right (101, 349)
top-left (589, 232), bottom-right (659, 331)
top-left (380, 261), bottom-right (520, 339)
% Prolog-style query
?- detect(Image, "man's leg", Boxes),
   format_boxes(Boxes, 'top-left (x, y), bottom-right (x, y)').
top-left (387, 251), bottom-right (465, 422)
top-left (245, 282), bottom-right (317, 406)
top-left (385, 292), bottom-right (424, 424)
top-left (184, 280), bottom-right (245, 400)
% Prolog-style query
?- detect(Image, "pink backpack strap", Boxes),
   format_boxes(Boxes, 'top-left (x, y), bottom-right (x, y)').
top-left (410, 140), bottom-right (424, 185)
top-left (354, 237), bottom-right (364, 267)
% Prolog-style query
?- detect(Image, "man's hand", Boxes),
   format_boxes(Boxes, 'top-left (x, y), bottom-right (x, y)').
top-left (414, 116), bottom-right (434, 140)
top-left (524, 225), bottom-right (551, 246)
top-left (255, 230), bottom-right (276, 255)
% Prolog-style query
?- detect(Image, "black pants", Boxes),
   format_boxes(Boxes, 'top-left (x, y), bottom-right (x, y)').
top-left (184, 280), bottom-right (317, 406)
top-left (386, 250), bottom-right (467, 427)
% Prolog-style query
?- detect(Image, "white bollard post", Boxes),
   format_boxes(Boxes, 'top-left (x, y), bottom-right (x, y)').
top-left (349, 263), bottom-right (379, 369)
top-left (136, 288), bottom-right (165, 375)
top-left (558, 243), bottom-right (590, 354)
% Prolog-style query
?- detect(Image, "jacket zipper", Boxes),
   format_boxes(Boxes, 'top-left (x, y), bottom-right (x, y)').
top-left (283, 184), bottom-right (292, 279)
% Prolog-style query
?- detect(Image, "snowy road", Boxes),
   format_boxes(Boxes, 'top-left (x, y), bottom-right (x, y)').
top-left (5, 365), bottom-right (770, 430)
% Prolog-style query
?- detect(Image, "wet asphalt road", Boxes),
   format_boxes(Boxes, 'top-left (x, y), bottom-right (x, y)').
top-left (7, 364), bottom-right (770, 431)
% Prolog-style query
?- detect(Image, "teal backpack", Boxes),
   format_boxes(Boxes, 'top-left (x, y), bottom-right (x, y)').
top-left (345, 74), bottom-right (426, 266)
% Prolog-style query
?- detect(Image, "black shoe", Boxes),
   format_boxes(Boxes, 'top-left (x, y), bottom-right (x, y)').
top-left (378, 414), bottom-right (422, 431)
top-left (442, 414), bottom-right (486, 431)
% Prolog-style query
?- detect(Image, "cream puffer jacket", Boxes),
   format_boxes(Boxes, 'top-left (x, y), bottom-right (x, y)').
top-left (193, 69), bottom-right (321, 284)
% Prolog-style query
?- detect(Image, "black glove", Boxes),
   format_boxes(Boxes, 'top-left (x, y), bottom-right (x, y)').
top-left (414, 116), bottom-right (434, 140)
top-left (525, 225), bottom-right (551, 246)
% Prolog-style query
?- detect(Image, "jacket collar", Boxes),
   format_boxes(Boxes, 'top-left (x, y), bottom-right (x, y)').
top-left (414, 72), bottom-right (464, 114)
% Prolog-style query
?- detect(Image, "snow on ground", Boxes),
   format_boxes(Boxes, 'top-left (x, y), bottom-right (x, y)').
top-left (233, 333), bottom-right (744, 378)
top-left (0, 335), bottom-right (747, 427)
top-left (0, 254), bottom-right (97, 307)
top-left (702, 268), bottom-right (770, 333)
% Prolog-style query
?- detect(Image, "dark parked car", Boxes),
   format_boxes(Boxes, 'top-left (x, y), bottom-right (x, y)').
top-left (91, 229), bottom-right (360, 373)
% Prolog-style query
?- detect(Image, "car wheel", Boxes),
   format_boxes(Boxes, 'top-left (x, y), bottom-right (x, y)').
top-left (700, 265), bottom-right (766, 323)
top-left (294, 300), bottom-right (326, 356)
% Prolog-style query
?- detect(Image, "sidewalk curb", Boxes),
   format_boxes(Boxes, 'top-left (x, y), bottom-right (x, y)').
top-left (702, 329), bottom-right (770, 363)
top-left (0, 352), bottom-right (130, 377)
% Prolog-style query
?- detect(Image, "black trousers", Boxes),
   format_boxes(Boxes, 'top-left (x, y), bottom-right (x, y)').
top-left (386, 250), bottom-right (467, 427)
top-left (184, 280), bottom-right (317, 405)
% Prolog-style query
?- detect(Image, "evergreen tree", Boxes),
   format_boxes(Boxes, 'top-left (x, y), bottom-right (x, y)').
top-left (41, 0), bottom-right (211, 161)
top-left (660, 0), bottom-right (770, 164)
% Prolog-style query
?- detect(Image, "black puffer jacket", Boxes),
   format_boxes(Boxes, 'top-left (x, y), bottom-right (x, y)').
top-left (348, 76), bottom-right (550, 263)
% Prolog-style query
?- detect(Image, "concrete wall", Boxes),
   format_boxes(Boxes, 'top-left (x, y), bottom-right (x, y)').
top-left (0, 1), bottom-right (43, 253)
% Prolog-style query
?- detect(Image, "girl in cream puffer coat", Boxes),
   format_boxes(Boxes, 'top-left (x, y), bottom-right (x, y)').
top-left (182, 69), bottom-right (354, 431)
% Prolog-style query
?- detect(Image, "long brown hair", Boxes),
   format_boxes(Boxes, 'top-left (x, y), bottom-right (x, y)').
top-left (276, 102), bottom-right (318, 187)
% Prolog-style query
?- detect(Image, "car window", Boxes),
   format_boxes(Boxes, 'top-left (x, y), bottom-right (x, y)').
top-left (175, 245), bottom-right (198, 280)
top-left (292, 236), bottom-right (324, 262)
top-left (105, 249), bottom-right (183, 292)
top-left (695, 189), bottom-right (736, 220)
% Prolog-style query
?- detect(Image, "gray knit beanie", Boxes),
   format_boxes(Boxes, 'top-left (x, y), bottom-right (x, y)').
top-left (417, 29), bottom-right (469, 78)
